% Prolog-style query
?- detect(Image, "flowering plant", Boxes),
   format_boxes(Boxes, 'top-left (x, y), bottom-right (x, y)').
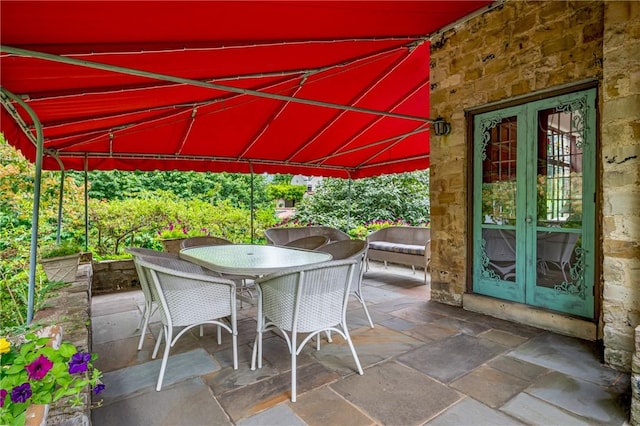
top-left (157, 220), bottom-right (209, 239)
top-left (0, 334), bottom-right (104, 425)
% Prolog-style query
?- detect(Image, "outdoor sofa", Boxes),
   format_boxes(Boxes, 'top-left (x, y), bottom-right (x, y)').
top-left (365, 226), bottom-right (431, 284)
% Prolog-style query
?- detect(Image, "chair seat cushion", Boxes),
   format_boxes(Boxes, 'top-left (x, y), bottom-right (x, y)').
top-left (368, 242), bottom-right (425, 256)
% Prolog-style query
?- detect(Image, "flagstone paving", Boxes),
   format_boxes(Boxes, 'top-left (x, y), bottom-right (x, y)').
top-left (90, 262), bottom-right (631, 425)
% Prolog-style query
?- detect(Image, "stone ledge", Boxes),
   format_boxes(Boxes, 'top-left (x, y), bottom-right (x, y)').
top-left (33, 263), bottom-right (93, 426)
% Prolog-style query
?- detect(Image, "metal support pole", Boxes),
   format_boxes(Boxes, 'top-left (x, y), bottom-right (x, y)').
top-left (347, 178), bottom-right (352, 232)
top-left (49, 155), bottom-right (67, 245)
top-left (55, 166), bottom-right (65, 244)
top-left (84, 155), bottom-right (89, 251)
top-left (1, 88), bottom-right (44, 324)
top-left (250, 164), bottom-right (255, 244)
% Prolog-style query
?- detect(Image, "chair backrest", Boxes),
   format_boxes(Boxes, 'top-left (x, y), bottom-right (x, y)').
top-left (483, 229), bottom-right (516, 262)
top-left (283, 235), bottom-right (329, 250)
top-left (537, 232), bottom-right (579, 264)
top-left (180, 236), bottom-right (232, 249)
top-left (255, 259), bottom-right (356, 333)
top-left (125, 247), bottom-right (180, 302)
top-left (316, 239), bottom-right (367, 291)
top-left (126, 247), bottom-right (179, 259)
top-left (136, 255), bottom-right (236, 327)
top-left (264, 226), bottom-right (350, 246)
top-left (366, 226), bottom-right (430, 246)
top-left (316, 239), bottom-right (366, 260)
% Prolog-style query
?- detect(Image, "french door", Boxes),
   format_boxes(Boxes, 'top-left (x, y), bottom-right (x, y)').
top-left (472, 89), bottom-right (596, 318)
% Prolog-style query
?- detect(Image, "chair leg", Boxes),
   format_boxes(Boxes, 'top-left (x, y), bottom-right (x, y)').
top-left (251, 329), bottom-right (263, 370)
top-left (137, 301), bottom-right (152, 350)
top-left (232, 332), bottom-right (238, 370)
top-left (135, 302), bottom-right (147, 330)
top-left (561, 262), bottom-right (569, 282)
top-left (156, 327), bottom-right (173, 391)
top-left (342, 324), bottom-right (363, 375)
top-left (291, 332), bottom-right (297, 402)
top-left (152, 327), bottom-right (164, 359)
top-left (355, 292), bottom-right (374, 328)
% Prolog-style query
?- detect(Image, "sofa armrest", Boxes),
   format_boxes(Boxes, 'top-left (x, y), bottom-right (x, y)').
top-left (424, 240), bottom-right (431, 272)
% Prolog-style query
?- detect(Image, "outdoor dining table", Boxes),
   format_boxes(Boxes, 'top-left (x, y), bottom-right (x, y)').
top-left (179, 244), bottom-right (333, 277)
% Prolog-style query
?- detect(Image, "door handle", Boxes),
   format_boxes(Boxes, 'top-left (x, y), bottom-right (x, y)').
top-left (526, 216), bottom-right (532, 224)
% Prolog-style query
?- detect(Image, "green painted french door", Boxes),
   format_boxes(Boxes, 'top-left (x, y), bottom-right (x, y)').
top-left (472, 89), bottom-right (596, 318)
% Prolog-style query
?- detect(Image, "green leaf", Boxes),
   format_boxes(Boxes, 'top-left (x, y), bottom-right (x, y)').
top-left (19, 342), bottom-right (35, 356)
top-left (58, 342), bottom-right (77, 357)
top-left (4, 363), bottom-right (25, 374)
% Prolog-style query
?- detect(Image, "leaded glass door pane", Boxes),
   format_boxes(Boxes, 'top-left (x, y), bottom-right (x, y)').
top-left (474, 110), bottom-right (525, 303)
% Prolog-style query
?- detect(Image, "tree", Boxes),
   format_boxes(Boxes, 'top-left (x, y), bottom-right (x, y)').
top-left (292, 170), bottom-right (430, 231)
top-left (266, 184), bottom-right (306, 204)
top-left (1, 136), bottom-right (85, 328)
top-left (70, 170), bottom-right (272, 209)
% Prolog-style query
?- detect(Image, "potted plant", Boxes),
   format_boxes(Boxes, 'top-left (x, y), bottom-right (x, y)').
top-left (39, 242), bottom-right (82, 283)
top-left (0, 328), bottom-right (104, 425)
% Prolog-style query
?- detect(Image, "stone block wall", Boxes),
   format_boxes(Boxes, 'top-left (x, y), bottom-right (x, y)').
top-left (601, 1), bottom-right (640, 373)
top-left (429, 0), bottom-right (604, 305)
top-left (34, 264), bottom-right (93, 425)
top-left (91, 259), bottom-right (139, 294)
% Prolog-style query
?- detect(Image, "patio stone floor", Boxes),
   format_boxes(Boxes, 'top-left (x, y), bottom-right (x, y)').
top-left (90, 262), bottom-right (631, 425)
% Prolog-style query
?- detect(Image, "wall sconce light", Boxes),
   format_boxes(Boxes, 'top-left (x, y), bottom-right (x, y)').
top-left (432, 116), bottom-right (451, 136)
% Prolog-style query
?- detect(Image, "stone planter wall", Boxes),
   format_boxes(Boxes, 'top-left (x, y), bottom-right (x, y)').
top-left (91, 259), bottom-right (139, 294)
top-left (160, 237), bottom-right (185, 254)
top-left (33, 263), bottom-right (93, 425)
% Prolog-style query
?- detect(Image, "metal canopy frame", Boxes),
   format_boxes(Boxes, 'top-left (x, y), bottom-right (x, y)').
top-left (0, 0), bottom-right (494, 324)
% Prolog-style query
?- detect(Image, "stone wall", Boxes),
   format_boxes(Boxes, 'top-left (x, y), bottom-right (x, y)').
top-left (34, 263), bottom-right (93, 425)
top-left (91, 259), bottom-right (139, 294)
top-left (429, 0), bottom-right (604, 305)
top-left (632, 326), bottom-right (640, 425)
top-left (601, 0), bottom-right (640, 373)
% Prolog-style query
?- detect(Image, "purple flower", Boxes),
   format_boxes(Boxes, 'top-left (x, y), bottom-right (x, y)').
top-left (68, 352), bottom-right (92, 374)
top-left (25, 354), bottom-right (53, 380)
top-left (10, 383), bottom-right (32, 403)
top-left (0, 389), bottom-right (7, 407)
top-left (92, 383), bottom-right (106, 395)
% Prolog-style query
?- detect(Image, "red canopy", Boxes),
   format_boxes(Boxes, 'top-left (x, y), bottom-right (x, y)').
top-left (0, 1), bottom-right (491, 178)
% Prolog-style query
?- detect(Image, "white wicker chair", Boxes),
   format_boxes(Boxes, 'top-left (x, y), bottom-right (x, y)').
top-left (250, 259), bottom-right (363, 402)
top-left (135, 255), bottom-right (238, 391)
top-left (125, 247), bottom-right (180, 350)
top-left (316, 239), bottom-right (373, 328)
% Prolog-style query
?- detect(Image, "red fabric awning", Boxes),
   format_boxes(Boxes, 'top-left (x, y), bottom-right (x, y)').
top-left (0, 1), bottom-right (491, 178)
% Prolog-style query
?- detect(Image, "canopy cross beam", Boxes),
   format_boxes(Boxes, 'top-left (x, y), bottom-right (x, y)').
top-left (1, 45), bottom-right (435, 123)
